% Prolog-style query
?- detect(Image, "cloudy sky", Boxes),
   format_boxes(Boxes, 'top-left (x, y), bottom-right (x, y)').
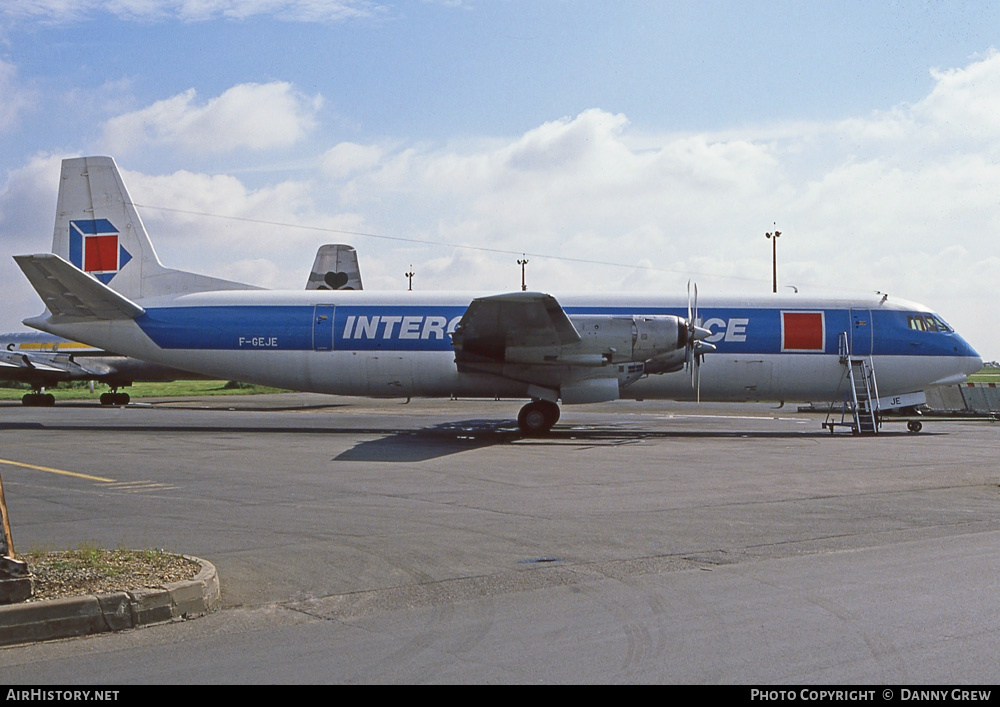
top-left (2, 1), bottom-right (999, 358)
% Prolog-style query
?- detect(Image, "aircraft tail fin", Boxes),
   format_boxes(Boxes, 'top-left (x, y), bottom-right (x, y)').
top-left (51, 156), bottom-right (259, 300)
top-left (305, 244), bottom-right (363, 290)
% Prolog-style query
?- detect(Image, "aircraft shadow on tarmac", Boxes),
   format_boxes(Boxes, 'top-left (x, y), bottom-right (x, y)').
top-left (0, 417), bottom-right (920, 465)
top-left (331, 419), bottom-right (918, 463)
top-left (333, 419), bottom-right (523, 462)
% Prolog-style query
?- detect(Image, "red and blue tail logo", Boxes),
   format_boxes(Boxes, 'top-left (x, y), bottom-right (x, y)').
top-left (69, 220), bottom-right (132, 285)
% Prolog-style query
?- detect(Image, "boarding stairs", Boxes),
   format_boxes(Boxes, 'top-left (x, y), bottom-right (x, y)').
top-left (823, 332), bottom-right (881, 435)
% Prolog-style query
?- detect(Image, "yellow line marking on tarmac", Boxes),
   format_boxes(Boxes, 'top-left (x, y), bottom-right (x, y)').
top-left (0, 458), bottom-right (115, 483)
top-left (102, 481), bottom-right (176, 493)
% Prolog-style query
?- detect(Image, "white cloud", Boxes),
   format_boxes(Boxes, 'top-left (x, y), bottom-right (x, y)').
top-left (320, 142), bottom-right (387, 179)
top-left (100, 82), bottom-right (322, 154)
top-left (0, 154), bottom-right (66, 332)
top-left (917, 49), bottom-right (1000, 142)
top-left (4, 51), bottom-right (1000, 355)
top-left (297, 56), bottom-right (1000, 353)
top-left (0, 60), bottom-right (35, 132)
top-left (120, 166), bottom-right (371, 288)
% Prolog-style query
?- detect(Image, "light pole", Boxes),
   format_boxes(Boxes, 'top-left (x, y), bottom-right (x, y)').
top-left (517, 257), bottom-right (528, 292)
top-left (405, 266), bottom-right (414, 291)
top-left (765, 230), bottom-right (781, 294)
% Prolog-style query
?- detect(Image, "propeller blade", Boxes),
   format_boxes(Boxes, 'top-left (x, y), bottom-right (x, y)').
top-left (686, 282), bottom-right (707, 401)
top-left (687, 280), bottom-right (693, 326)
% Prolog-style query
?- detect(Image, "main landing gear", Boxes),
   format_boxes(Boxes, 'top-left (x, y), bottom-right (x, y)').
top-left (99, 391), bottom-right (131, 406)
top-left (517, 399), bottom-right (560, 436)
top-left (21, 392), bottom-right (55, 407)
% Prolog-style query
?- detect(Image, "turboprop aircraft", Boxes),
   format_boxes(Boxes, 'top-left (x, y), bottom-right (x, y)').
top-left (3, 243), bottom-right (364, 406)
top-left (14, 157), bottom-right (983, 434)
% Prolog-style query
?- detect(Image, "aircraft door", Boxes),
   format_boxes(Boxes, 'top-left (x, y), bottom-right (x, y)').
top-left (850, 308), bottom-right (873, 356)
top-left (313, 305), bottom-right (335, 351)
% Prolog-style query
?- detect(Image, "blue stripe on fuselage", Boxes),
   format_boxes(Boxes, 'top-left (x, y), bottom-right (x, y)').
top-left (136, 306), bottom-right (315, 350)
top-left (133, 304), bottom-right (976, 358)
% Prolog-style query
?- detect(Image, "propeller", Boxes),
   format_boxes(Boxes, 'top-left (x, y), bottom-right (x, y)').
top-left (685, 281), bottom-right (716, 402)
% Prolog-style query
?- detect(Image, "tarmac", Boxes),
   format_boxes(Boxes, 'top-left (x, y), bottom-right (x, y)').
top-left (0, 384), bottom-right (994, 649)
top-left (0, 391), bottom-right (997, 682)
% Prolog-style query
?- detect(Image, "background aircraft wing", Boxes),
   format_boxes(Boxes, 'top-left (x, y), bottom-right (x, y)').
top-left (0, 350), bottom-right (64, 373)
top-left (0, 349), bottom-right (114, 376)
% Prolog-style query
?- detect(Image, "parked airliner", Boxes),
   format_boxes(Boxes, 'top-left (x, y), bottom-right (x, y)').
top-left (14, 157), bottom-right (982, 433)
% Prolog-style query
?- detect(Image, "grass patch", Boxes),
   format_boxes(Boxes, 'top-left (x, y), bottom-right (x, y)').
top-left (0, 379), bottom-right (289, 401)
top-left (967, 367), bottom-right (1000, 383)
top-left (19, 542), bottom-right (200, 602)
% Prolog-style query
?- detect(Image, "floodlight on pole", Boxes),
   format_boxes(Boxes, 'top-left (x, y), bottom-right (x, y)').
top-left (765, 229), bottom-right (781, 294)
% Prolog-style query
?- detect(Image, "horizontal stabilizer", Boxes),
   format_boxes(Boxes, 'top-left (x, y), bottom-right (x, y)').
top-left (14, 253), bottom-right (145, 320)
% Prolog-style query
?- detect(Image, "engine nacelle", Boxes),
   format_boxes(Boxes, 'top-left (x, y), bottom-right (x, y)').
top-left (632, 315), bottom-right (687, 356)
top-left (566, 314), bottom-right (688, 364)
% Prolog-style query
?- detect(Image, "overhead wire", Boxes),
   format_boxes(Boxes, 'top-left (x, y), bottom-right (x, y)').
top-left (131, 201), bottom-right (875, 295)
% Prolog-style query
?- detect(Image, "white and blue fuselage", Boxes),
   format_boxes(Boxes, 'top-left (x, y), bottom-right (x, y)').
top-left (36, 288), bottom-right (982, 404)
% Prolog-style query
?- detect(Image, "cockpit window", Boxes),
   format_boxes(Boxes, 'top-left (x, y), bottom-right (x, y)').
top-left (908, 314), bottom-right (953, 333)
top-left (931, 315), bottom-right (953, 332)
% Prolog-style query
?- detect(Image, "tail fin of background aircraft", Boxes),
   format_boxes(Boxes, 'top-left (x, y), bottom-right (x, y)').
top-left (305, 244), bottom-right (363, 290)
top-left (51, 156), bottom-right (259, 300)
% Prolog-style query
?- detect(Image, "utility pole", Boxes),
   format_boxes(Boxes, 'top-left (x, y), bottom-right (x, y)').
top-left (517, 257), bottom-right (528, 292)
top-left (405, 266), bottom-right (414, 291)
top-left (765, 229), bottom-right (781, 294)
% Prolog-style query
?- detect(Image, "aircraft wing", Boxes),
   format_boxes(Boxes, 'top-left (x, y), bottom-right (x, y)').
top-left (14, 254), bottom-right (145, 320)
top-left (451, 292), bottom-right (581, 364)
top-left (451, 292), bottom-right (633, 404)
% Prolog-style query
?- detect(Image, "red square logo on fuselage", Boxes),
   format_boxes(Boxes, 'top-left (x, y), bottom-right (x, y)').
top-left (782, 311), bottom-right (825, 352)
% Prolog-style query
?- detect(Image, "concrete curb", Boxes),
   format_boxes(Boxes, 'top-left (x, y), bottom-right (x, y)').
top-left (0, 556), bottom-right (219, 647)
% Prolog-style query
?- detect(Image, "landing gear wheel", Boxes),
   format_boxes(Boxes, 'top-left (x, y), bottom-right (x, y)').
top-left (100, 392), bottom-right (131, 406)
top-left (517, 400), bottom-right (560, 436)
top-left (21, 393), bottom-right (55, 407)
top-left (907, 420), bottom-right (923, 433)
